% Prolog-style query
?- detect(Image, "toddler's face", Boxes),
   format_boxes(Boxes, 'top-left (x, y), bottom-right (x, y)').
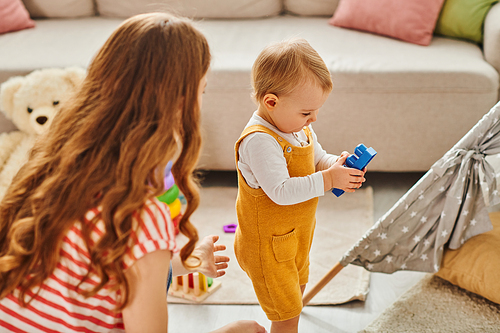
top-left (270, 80), bottom-right (329, 134)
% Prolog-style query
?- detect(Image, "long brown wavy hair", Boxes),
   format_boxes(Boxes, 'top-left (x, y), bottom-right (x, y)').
top-left (0, 12), bottom-right (210, 310)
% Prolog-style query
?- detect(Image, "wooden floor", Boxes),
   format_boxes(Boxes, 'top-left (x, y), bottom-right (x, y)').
top-left (169, 171), bottom-right (428, 333)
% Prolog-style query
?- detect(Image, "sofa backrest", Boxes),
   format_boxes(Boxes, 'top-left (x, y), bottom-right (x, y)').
top-left (284, 0), bottom-right (339, 16)
top-left (22, 0), bottom-right (337, 19)
top-left (22, 0), bottom-right (96, 18)
top-left (97, 0), bottom-right (282, 19)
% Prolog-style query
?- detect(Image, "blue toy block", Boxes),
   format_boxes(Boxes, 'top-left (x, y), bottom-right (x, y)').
top-left (332, 144), bottom-right (377, 197)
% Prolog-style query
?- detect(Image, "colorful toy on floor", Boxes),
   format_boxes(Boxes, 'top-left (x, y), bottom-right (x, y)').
top-left (157, 161), bottom-right (182, 235)
top-left (332, 144), bottom-right (377, 197)
top-left (223, 223), bottom-right (237, 233)
top-left (168, 272), bottom-right (222, 302)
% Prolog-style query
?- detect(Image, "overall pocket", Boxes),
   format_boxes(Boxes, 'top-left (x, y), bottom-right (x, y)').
top-left (272, 229), bottom-right (298, 263)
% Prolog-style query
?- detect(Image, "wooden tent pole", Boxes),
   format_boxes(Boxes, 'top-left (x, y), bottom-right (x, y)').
top-left (302, 262), bottom-right (344, 306)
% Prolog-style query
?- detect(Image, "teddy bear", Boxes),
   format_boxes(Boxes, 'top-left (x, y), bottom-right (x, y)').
top-left (0, 67), bottom-right (86, 201)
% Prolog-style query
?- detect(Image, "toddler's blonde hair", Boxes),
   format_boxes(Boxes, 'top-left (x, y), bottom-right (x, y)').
top-left (251, 38), bottom-right (333, 104)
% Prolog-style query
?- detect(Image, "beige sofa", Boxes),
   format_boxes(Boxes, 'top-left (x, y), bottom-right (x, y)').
top-left (1, 0), bottom-right (499, 172)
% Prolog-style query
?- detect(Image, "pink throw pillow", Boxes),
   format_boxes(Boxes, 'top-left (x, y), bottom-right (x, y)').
top-left (330, 0), bottom-right (445, 46)
top-left (0, 0), bottom-right (35, 34)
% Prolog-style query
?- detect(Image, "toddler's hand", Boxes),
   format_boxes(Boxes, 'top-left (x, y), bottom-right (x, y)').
top-left (322, 152), bottom-right (366, 192)
top-left (191, 235), bottom-right (229, 278)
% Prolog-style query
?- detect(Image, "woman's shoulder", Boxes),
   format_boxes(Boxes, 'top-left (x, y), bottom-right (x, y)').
top-left (142, 197), bottom-right (171, 219)
top-left (122, 198), bottom-right (178, 269)
top-left (133, 197), bottom-right (175, 238)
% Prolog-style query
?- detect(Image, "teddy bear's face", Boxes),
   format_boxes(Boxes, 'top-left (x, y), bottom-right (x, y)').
top-left (13, 75), bottom-right (75, 135)
top-left (0, 67), bottom-right (86, 136)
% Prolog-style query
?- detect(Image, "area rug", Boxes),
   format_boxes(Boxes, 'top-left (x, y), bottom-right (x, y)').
top-left (167, 186), bottom-right (373, 305)
top-left (361, 274), bottom-right (500, 332)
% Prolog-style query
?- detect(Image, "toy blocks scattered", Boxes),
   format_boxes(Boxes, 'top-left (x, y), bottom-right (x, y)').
top-left (168, 272), bottom-right (222, 302)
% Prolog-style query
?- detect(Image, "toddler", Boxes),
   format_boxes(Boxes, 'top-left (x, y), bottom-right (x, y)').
top-left (234, 38), bottom-right (366, 333)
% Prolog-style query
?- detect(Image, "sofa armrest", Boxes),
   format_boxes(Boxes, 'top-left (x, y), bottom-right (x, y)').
top-left (484, 2), bottom-right (500, 78)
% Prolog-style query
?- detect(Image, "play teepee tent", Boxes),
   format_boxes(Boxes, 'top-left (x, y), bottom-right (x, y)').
top-left (303, 101), bottom-right (500, 305)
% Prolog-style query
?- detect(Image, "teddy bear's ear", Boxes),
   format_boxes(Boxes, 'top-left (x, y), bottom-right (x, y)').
top-left (63, 67), bottom-right (87, 88)
top-left (0, 76), bottom-right (25, 119)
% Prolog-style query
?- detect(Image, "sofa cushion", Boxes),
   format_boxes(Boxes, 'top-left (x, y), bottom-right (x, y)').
top-left (284, 0), bottom-right (339, 16)
top-left (330, 0), bottom-right (445, 46)
top-left (96, 0), bottom-right (282, 19)
top-left (435, 0), bottom-right (499, 44)
top-left (436, 211), bottom-right (500, 304)
top-left (22, 0), bottom-right (95, 18)
top-left (484, 3), bottom-right (500, 75)
top-left (0, 0), bottom-right (35, 34)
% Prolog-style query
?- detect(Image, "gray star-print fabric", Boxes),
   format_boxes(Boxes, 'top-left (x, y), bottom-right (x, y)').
top-left (340, 101), bottom-right (500, 273)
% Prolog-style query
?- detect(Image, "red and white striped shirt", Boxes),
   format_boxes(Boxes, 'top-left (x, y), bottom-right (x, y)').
top-left (0, 198), bottom-right (178, 332)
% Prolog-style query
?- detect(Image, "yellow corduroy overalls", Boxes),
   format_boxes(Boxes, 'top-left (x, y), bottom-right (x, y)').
top-left (234, 124), bottom-right (319, 321)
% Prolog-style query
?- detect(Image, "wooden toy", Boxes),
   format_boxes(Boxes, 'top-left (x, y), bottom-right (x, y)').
top-left (158, 184), bottom-right (179, 205)
top-left (157, 163), bottom-right (183, 235)
top-left (168, 197), bottom-right (182, 219)
top-left (168, 272), bottom-right (222, 302)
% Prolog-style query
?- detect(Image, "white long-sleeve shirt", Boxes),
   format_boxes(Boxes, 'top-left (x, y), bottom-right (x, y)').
top-left (237, 112), bottom-right (338, 205)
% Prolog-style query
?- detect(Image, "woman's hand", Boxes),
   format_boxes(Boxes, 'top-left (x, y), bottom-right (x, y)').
top-left (191, 235), bottom-right (229, 278)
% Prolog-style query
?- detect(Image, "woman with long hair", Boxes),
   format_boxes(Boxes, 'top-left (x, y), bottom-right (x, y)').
top-left (0, 12), bottom-right (265, 333)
